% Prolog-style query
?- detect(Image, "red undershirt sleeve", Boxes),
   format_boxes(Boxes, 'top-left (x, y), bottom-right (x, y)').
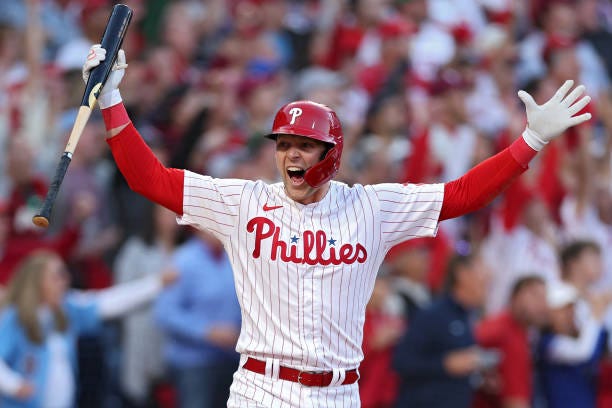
top-left (439, 136), bottom-right (537, 221)
top-left (106, 123), bottom-right (184, 215)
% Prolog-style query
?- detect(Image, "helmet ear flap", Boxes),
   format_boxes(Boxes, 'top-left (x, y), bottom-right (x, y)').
top-left (304, 145), bottom-right (341, 188)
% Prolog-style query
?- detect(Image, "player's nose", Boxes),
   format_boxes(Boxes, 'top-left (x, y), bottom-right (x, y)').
top-left (287, 145), bottom-right (301, 159)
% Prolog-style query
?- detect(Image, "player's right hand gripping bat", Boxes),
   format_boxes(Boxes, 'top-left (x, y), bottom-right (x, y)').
top-left (32, 4), bottom-right (132, 228)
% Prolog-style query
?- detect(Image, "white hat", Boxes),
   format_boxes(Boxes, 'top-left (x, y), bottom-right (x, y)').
top-left (296, 67), bottom-right (346, 98)
top-left (55, 39), bottom-right (92, 72)
top-left (547, 282), bottom-right (578, 309)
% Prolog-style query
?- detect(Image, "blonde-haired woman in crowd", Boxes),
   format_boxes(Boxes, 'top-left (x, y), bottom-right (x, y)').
top-left (0, 250), bottom-right (176, 407)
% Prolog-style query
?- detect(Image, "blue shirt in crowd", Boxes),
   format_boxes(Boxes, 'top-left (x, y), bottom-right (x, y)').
top-left (538, 328), bottom-right (607, 408)
top-left (393, 294), bottom-right (477, 408)
top-left (154, 237), bottom-right (241, 368)
top-left (0, 296), bottom-right (101, 408)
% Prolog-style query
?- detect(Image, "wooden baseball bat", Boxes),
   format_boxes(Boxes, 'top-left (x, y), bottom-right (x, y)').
top-left (32, 4), bottom-right (132, 228)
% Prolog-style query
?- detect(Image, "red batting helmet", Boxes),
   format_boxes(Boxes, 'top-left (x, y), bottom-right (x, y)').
top-left (266, 100), bottom-right (343, 188)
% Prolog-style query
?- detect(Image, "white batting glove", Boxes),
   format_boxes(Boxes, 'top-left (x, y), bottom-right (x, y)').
top-left (518, 79), bottom-right (592, 151)
top-left (82, 44), bottom-right (128, 109)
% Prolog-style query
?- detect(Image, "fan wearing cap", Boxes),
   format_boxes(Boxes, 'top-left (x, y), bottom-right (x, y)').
top-left (537, 281), bottom-right (609, 408)
top-left (82, 42), bottom-right (591, 406)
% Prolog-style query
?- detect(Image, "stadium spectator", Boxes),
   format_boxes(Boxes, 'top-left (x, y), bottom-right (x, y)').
top-left (55, 0), bottom-right (114, 80)
top-left (360, 275), bottom-right (404, 408)
top-left (313, 0), bottom-right (388, 71)
top-left (154, 229), bottom-right (241, 408)
top-left (0, 249), bottom-right (176, 407)
top-left (481, 192), bottom-right (560, 314)
top-left (518, 0), bottom-right (609, 93)
top-left (403, 66), bottom-right (478, 186)
top-left (537, 280), bottom-right (610, 408)
top-left (392, 252), bottom-right (494, 408)
top-left (577, 0), bottom-right (612, 79)
top-left (560, 240), bottom-right (603, 298)
top-left (352, 92), bottom-right (410, 184)
top-left (386, 239), bottom-right (434, 322)
top-left (474, 275), bottom-right (549, 408)
top-left (559, 107), bottom-right (612, 287)
top-left (0, 136), bottom-right (93, 284)
top-left (114, 202), bottom-right (182, 406)
top-left (50, 118), bottom-right (121, 290)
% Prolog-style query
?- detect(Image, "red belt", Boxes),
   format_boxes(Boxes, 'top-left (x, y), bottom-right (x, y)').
top-left (242, 357), bottom-right (360, 387)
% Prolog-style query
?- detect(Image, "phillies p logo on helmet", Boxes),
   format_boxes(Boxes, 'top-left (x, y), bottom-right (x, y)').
top-left (289, 107), bottom-right (303, 125)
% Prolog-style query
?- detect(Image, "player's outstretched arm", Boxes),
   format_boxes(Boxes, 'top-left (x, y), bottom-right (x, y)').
top-left (82, 45), bottom-right (184, 215)
top-left (439, 80), bottom-right (591, 221)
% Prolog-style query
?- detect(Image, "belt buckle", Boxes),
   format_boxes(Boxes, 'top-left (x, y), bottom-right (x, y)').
top-left (297, 370), bottom-right (319, 387)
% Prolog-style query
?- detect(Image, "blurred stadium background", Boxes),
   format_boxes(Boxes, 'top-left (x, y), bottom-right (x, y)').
top-left (0, 0), bottom-right (611, 407)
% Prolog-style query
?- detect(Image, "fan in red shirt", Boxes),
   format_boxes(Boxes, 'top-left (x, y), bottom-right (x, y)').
top-left (474, 276), bottom-right (549, 408)
top-left (0, 137), bottom-right (93, 285)
top-left (360, 275), bottom-right (404, 408)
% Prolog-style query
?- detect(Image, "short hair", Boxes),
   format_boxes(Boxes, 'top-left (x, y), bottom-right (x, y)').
top-left (443, 252), bottom-right (476, 292)
top-left (560, 240), bottom-right (601, 277)
top-left (510, 275), bottom-right (545, 300)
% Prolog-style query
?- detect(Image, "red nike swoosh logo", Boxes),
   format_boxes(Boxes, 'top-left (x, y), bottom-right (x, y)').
top-left (263, 204), bottom-right (283, 211)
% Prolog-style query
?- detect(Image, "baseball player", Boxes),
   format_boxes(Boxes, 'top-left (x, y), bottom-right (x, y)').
top-left (83, 45), bottom-right (591, 407)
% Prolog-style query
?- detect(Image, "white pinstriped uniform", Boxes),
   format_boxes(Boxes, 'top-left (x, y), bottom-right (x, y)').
top-left (177, 171), bottom-right (444, 407)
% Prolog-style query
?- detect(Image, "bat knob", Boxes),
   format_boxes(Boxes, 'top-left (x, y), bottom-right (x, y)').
top-left (32, 215), bottom-right (50, 229)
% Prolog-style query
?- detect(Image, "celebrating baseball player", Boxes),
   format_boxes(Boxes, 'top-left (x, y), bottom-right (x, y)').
top-left (83, 45), bottom-right (591, 407)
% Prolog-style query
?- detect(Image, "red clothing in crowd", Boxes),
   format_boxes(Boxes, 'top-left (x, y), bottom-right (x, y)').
top-left (474, 311), bottom-right (532, 408)
top-left (0, 228), bottom-right (80, 285)
top-left (402, 128), bottom-right (441, 184)
top-left (0, 177), bottom-right (80, 284)
top-left (6, 176), bottom-right (48, 236)
top-left (359, 310), bottom-right (403, 407)
top-left (598, 359), bottom-right (612, 408)
top-left (385, 232), bottom-right (453, 294)
top-left (318, 20), bottom-right (366, 70)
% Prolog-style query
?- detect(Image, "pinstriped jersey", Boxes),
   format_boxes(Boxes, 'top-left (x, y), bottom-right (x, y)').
top-left (178, 170), bottom-right (444, 370)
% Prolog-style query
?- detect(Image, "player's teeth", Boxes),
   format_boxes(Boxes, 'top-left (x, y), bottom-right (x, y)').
top-left (288, 167), bottom-right (303, 171)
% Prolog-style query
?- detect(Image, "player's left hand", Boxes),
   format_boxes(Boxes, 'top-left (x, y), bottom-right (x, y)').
top-left (518, 79), bottom-right (592, 150)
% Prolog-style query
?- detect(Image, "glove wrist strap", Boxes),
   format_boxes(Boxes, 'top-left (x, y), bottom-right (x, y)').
top-left (98, 89), bottom-right (123, 110)
top-left (522, 127), bottom-right (547, 151)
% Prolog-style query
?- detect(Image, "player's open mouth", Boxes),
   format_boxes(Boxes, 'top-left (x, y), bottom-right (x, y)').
top-left (287, 166), bottom-right (306, 185)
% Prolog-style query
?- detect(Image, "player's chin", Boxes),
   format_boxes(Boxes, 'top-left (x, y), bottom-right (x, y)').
top-left (284, 179), bottom-right (309, 199)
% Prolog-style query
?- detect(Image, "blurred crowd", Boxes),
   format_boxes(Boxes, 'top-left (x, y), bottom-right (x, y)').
top-left (0, 0), bottom-right (611, 407)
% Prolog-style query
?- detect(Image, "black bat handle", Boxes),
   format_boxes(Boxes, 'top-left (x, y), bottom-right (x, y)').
top-left (32, 153), bottom-right (72, 228)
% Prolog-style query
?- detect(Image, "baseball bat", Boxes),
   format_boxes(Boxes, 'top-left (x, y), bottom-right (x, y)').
top-left (32, 4), bottom-right (132, 228)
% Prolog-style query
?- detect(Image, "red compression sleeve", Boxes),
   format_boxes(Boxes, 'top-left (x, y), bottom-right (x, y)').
top-left (439, 136), bottom-right (537, 221)
top-left (101, 102), bottom-right (130, 129)
top-left (106, 122), bottom-right (184, 215)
